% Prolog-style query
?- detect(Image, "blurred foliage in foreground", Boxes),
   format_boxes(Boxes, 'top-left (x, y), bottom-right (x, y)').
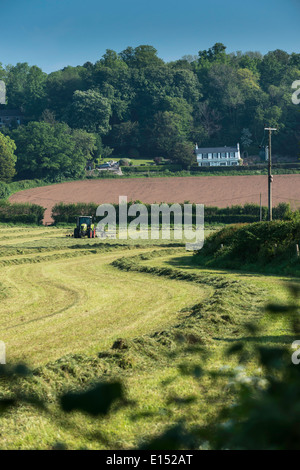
top-left (0, 284), bottom-right (300, 450)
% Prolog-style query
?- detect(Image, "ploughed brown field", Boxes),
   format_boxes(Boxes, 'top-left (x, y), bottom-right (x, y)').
top-left (9, 175), bottom-right (300, 224)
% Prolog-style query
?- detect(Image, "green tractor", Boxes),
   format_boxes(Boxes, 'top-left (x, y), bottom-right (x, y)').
top-left (74, 216), bottom-right (96, 238)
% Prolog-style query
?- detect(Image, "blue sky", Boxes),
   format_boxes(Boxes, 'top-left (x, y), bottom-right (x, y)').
top-left (0, 0), bottom-right (299, 73)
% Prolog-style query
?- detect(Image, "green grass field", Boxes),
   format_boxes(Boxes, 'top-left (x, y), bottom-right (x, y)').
top-left (0, 225), bottom-right (298, 449)
top-left (102, 157), bottom-right (154, 166)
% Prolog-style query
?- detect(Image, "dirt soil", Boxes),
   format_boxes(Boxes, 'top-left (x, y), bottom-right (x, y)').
top-left (9, 175), bottom-right (300, 224)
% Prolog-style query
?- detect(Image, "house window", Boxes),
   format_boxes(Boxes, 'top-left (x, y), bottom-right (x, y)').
top-left (198, 153), bottom-right (203, 159)
top-left (213, 153), bottom-right (217, 158)
top-left (208, 153), bottom-right (212, 159)
top-left (221, 152), bottom-right (226, 158)
top-left (203, 153), bottom-right (208, 159)
top-left (230, 152), bottom-right (234, 158)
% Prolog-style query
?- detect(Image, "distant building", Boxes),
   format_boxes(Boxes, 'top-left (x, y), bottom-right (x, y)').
top-left (0, 109), bottom-right (23, 129)
top-left (195, 143), bottom-right (241, 167)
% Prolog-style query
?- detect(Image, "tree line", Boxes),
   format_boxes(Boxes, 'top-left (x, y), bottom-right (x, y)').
top-left (0, 43), bottom-right (299, 181)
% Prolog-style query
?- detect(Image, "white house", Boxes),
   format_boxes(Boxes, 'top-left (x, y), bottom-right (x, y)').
top-left (195, 144), bottom-right (241, 167)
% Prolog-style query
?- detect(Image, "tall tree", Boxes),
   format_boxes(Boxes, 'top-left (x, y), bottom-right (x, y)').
top-left (171, 141), bottom-right (196, 168)
top-left (100, 49), bottom-right (128, 70)
top-left (198, 43), bottom-right (227, 66)
top-left (259, 50), bottom-right (290, 90)
top-left (68, 89), bottom-right (112, 134)
top-left (5, 62), bottom-right (30, 109)
top-left (146, 111), bottom-right (185, 157)
top-left (23, 66), bottom-right (47, 117)
top-left (0, 132), bottom-right (17, 182)
top-left (46, 66), bottom-right (87, 118)
top-left (119, 45), bottom-right (164, 68)
top-left (12, 122), bottom-right (95, 179)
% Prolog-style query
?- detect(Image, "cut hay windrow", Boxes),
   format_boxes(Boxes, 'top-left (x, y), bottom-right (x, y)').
top-left (0, 244), bottom-right (142, 267)
top-left (0, 224), bottom-right (297, 450)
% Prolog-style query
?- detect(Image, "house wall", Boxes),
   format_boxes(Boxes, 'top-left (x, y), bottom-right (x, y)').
top-left (196, 150), bottom-right (240, 167)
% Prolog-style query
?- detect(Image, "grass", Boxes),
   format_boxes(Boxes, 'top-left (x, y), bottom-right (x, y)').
top-left (0, 247), bottom-right (205, 366)
top-left (0, 225), bottom-right (298, 449)
top-left (102, 157), bottom-right (154, 166)
top-left (90, 168), bottom-right (300, 179)
top-left (193, 221), bottom-right (300, 277)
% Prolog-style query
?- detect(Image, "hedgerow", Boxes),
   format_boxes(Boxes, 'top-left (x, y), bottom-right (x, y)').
top-left (51, 201), bottom-right (295, 225)
top-left (0, 200), bottom-right (45, 225)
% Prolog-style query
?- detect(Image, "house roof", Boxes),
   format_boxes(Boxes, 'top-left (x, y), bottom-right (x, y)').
top-left (195, 146), bottom-right (238, 154)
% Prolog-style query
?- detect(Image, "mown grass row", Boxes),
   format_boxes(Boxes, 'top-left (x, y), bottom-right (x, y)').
top-left (0, 244), bottom-right (156, 267)
top-left (111, 249), bottom-right (267, 336)
top-left (0, 228), bottom-right (297, 449)
top-left (0, 247), bottom-right (268, 448)
top-left (0, 241), bottom-right (184, 265)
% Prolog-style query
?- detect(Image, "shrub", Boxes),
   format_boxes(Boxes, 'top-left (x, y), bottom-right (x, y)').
top-left (0, 182), bottom-right (10, 199)
top-left (0, 201), bottom-right (45, 224)
top-left (51, 202), bottom-right (299, 226)
top-left (195, 220), bottom-right (300, 275)
top-left (119, 158), bottom-right (131, 166)
top-left (52, 202), bottom-right (98, 224)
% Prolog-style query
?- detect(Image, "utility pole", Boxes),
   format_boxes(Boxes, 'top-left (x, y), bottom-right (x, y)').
top-left (259, 193), bottom-right (262, 222)
top-left (264, 127), bottom-right (277, 221)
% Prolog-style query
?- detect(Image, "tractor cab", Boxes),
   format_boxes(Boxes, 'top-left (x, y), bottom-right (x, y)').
top-left (74, 216), bottom-right (96, 238)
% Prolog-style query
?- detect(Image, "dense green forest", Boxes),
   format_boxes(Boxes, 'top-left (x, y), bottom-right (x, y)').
top-left (0, 43), bottom-right (299, 181)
